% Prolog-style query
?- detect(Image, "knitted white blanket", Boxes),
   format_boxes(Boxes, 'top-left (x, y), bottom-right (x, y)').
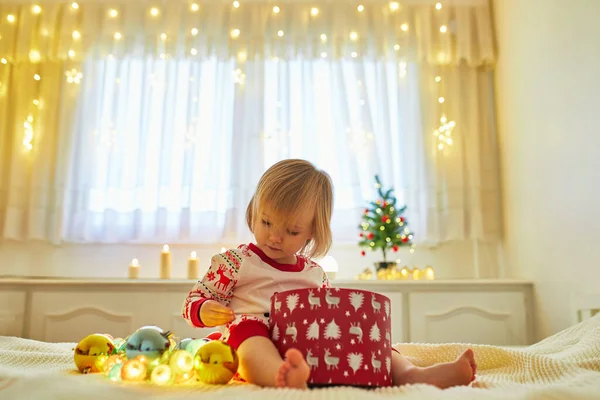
top-left (1, 315), bottom-right (600, 400)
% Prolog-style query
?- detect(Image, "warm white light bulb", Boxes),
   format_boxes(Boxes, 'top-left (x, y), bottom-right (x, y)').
top-left (311, 7), bottom-right (319, 16)
top-left (320, 33), bottom-right (327, 42)
top-left (277, 30), bottom-right (284, 37)
top-left (191, 28), bottom-right (199, 36)
top-left (29, 50), bottom-right (41, 63)
top-left (389, 2), bottom-right (400, 11)
top-left (160, 33), bottom-right (167, 41)
top-left (351, 51), bottom-right (358, 58)
top-left (72, 30), bottom-right (81, 40)
top-left (109, 9), bottom-right (118, 18)
top-left (72, 2), bottom-right (79, 10)
top-left (1, 58), bottom-right (7, 64)
top-left (394, 44), bottom-right (400, 51)
top-left (435, 76), bottom-right (441, 82)
top-left (350, 31), bottom-right (358, 41)
top-left (150, 7), bottom-right (160, 16)
top-left (34, 74), bottom-right (41, 81)
top-left (7, 14), bottom-right (16, 23)
top-left (438, 97), bottom-right (445, 103)
top-left (230, 28), bottom-right (240, 38)
top-left (273, 6), bottom-right (280, 13)
top-left (440, 116), bottom-right (447, 124)
top-left (435, 2), bottom-right (442, 10)
top-left (190, 48), bottom-right (198, 55)
top-left (357, 5), bottom-right (364, 12)
top-left (32, 5), bottom-right (42, 14)
top-left (440, 25), bottom-right (448, 33)
top-left (233, 1), bottom-right (240, 8)
top-left (320, 52), bottom-right (327, 58)
top-left (114, 32), bottom-right (122, 40)
top-left (400, 23), bottom-right (409, 32)
top-left (191, 3), bottom-right (199, 11)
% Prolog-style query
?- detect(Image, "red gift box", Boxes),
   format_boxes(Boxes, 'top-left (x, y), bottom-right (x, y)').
top-left (269, 287), bottom-right (392, 387)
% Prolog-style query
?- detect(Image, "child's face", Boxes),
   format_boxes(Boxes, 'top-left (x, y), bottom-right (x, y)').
top-left (253, 205), bottom-right (314, 264)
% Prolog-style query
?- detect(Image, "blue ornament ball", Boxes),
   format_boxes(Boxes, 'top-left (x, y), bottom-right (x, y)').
top-left (185, 338), bottom-right (211, 356)
top-left (125, 326), bottom-right (171, 360)
top-left (176, 338), bottom-right (194, 351)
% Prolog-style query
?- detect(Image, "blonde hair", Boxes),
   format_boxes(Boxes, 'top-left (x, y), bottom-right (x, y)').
top-left (246, 159), bottom-right (333, 259)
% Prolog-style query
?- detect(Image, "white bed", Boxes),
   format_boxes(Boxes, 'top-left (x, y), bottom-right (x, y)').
top-left (1, 315), bottom-right (600, 400)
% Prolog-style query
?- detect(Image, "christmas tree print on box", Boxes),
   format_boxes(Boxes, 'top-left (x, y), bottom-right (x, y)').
top-left (269, 288), bottom-right (392, 387)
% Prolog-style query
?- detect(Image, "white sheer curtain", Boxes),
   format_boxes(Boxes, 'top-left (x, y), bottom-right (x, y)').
top-left (0, 0), bottom-right (501, 259)
top-left (61, 56), bottom-right (423, 244)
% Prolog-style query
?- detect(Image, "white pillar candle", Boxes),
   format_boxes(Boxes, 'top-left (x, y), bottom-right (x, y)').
top-left (160, 244), bottom-right (171, 279)
top-left (128, 258), bottom-right (140, 279)
top-left (187, 251), bottom-right (199, 280)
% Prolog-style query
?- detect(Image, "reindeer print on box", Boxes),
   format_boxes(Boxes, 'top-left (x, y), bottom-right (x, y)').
top-left (270, 288), bottom-right (392, 387)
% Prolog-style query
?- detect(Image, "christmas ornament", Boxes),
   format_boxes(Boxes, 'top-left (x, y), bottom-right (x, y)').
top-left (185, 338), bottom-right (211, 356)
top-left (194, 340), bottom-right (239, 384)
top-left (113, 338), bottom-right (126, 354)
top-left (125, 326), bottom-right (172, 361)
top-left (121, 359), bottom-right (148, 381)
top-left (176, 338), bottom-right (194, 351)
top-left (74, 334), bottom-right (115, 374)
top-left (150, 364), bottom-right (174, 386)
top-left (107, 363), bottom-right (124, 381)
top-left (169, 350), bottom-right (194, 376)
top-left (104, 354), bottom-right (126, 374)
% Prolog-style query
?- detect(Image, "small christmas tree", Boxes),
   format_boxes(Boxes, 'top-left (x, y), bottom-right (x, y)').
top-left (358, 175), bottom-right (414, 262)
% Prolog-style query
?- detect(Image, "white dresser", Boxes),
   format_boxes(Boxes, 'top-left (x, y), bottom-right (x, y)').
top-left (0, 278), bottom-right (533, 346)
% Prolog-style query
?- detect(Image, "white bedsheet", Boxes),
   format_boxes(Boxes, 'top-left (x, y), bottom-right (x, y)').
top-left (2, 315), bottom-right (600, 400)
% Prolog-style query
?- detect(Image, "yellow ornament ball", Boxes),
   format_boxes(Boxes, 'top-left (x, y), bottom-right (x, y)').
top-left (74, 334), bottom-right (115, 374)
top-left (193, 340), bottom-right (239, 384)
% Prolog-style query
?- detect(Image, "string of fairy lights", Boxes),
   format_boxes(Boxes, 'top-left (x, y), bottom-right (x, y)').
top-left (0, 1), bottom-right (455, 154)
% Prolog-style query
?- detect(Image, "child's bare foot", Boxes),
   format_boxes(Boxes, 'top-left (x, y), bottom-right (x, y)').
top-left (399, 349), bottom-right (476, 389)
top-left (275, 348), bottom-right (310, 389)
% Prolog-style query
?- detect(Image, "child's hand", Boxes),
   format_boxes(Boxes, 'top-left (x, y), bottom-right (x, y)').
top-left (200, 300), bottom-right (235, 327)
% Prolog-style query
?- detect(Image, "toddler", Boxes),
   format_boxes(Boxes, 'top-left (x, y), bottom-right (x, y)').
top-left (182, 159), bottom-right (476, 388)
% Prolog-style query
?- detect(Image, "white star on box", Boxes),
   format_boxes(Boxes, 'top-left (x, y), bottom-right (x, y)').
top-left (303, 319), bottom-right (308, 325)
top-left (350, 339), bottom-right (355, 345)
top-left (320, 318), bottom-right (325, 324)
top-left (300, 303), bottom-right (305, 309)
top-left (345, 311), bottom-right (350, 317)
top-left (283, 339), bottom-right (287, 344)
top-left (383, 317), bottom-right (386, 322)
top-left (364, 365), bottom-right (369, 370)
top-left (336, 343), bottom-right (341, 350)
top-left (344, 371), bottom-right (349, 377)
top-left (384, 343), bottom-right (387, 348)
top-left (284, 312), bottom-right (287, 318)
top-left (378, 350), bottom-right (381, 355)
top-left (362, 313), bottom-right (367, 319)
top-left (335, 287), bottom-right (340, 292)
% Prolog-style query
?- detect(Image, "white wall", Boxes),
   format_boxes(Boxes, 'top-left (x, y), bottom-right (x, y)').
top-left (493, 0), bottom-right (600, 340)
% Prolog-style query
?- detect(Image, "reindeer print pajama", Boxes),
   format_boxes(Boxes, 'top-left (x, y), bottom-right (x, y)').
top-left (182, 243), bottom-right (329, 350)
